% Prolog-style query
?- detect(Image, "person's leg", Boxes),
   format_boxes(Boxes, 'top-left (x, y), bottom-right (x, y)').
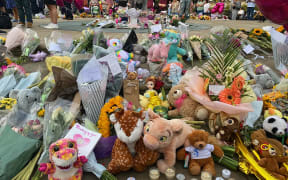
top-left (12, 7), bottom-right (19, 21)
top-left (0, 0), bottom-right (6, 13)
top-left (64, 1), bottom-right (73, 19)
top-left (185, 0), bottom-right (191, 18)
top-left (15, 0), bottom-right (25, 24)
top-left (23, 0), bottom-right (33, 25)
top-left (179, 0), bottom-right (185, 17)
top-left (30, 0), bottom-right (38, 15)
top-left (231, 9), bottom-right (236, 20)
top-left (247, 7), bottom-right (252, 20)
top-left (47, 4), bottom-right (57, 24)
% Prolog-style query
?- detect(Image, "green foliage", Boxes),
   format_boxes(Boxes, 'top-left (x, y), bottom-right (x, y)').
top-left (200, 39), bottom-right (243, 85)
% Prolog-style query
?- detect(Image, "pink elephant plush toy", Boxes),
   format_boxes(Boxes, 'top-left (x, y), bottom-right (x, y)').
top-left (148, 41), bottom-right (170, 63)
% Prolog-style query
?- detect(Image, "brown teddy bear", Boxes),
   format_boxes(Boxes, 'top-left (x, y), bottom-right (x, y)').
top-left (178, 130), bottom-right (224, 176)
top-left (167, 84), bottom-right (209, 121)
top-left (251, 129), bottom-right (285, 156)
top-left (251, 129), bottom-right (288, 180)
top-left (215, 115), bottom-right (240, 144)
top-left (127, 71), bottom-right (138, 80)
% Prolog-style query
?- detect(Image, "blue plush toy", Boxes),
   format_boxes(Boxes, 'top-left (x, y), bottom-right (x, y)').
top-left (162, 31), bottom-right (187, 73)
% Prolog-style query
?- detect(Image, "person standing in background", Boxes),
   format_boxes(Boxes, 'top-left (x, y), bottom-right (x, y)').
top-left (159, 0), bottom-right (168, 11)
top-left (171, 0), bottom-right (179, 15)
top-left (196, 0), bottom-right (204, 15)
top-left (30, 0), bottom-right (45, 18)
top-left (246, 0), bottom-right (255, 20)
top-left (43, 0), bottom-right (58, 29)
top-left (0, 0), bottom-right (6, 13)
top-left (6, 0), bottom-right (19, 22)
top-left (179, 0), bottom-right (191, 19)
top-left (231, 0), bottom-right (241, 20)
top-left (203, 0), bottom-right (210, 16)
top-left (15, 0), bottom-right (33, 28)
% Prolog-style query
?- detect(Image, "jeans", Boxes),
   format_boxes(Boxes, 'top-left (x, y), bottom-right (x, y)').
top-left (247, 7), bottom-right (254, 20)
top-left (232, 9), bottom-right (238, 20)
top-left (30, 0), bottom-right (44, 14)
top-left (179, 0), bottom-right (191, 17)
top-left (15, 0), bottom-right (33, 23)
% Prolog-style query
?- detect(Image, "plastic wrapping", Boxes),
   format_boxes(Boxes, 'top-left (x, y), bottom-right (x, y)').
top-left (14, 72), bottom-right (41, 90)
top-left (270, 29), bottom-right (288, 67)
top-left (45, 31), bottom-right (73, 53)
top-left (71, 54), bottom-right (93, 77)
top-left (4, 26), bottom-right (25, 52)
top-left (22, 29), bottom-right (40, 56)
top-left (0, 75), bottom-right (16, 97)
top-left (38, 98), bottom-right (74, 163)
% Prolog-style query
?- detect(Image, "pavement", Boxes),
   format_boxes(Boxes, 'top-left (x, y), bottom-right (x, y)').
top-left (1, 17), bottom-right (278, 180)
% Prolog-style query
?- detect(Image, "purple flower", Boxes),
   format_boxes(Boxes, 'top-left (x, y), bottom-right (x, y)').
top-left (216, 74), bottom-right (223, 80)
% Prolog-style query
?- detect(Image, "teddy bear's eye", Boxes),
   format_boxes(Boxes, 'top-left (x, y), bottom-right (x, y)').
top-left (34, 98), bottom-right (37, 101)
top-left (159, 136), bottom-right (167, 142)
top-left (68, 142), bottom-right (74, 148)
top-left (26, 95), bottom-right (29, 98)
top-left (53, 146), bottom-right (59, 152)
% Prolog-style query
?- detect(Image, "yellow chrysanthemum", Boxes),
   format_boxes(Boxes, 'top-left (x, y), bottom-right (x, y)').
top-left (97, 96), bottom-right (123, 137)
top-left (38, 109), bottom-right (45, 117)
top-left (252, 28), bottom-right (263, 36)
top-left (285, 73), bottom-right (288, 79)
top-left (276, 26), bottom-right (285, 33)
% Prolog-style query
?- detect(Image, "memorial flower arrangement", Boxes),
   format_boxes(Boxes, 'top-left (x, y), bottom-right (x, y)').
top-left (199, 37), bottom-right (250, 104)
top-left (97, 96), bottom-right (123, 137)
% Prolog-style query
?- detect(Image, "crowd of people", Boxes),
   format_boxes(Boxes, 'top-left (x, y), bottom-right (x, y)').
top-left (0, 0), bottom-right (263, 29)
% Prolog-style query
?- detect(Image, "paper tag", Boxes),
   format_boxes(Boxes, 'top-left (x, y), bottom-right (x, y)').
top-left (150, 24), bottom-right (162, 33)
top-left (243, 44), bottom-right (255, 54)
top-left (98, 53), bottom-right (122, 76)
top-left (209, 85), bottom-right (225, 96)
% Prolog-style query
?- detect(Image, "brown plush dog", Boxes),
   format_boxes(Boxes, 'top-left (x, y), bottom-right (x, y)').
top-left (127, 71), bottom-right (138, 80)
top-left (179, 130), bottom-right (224, 176)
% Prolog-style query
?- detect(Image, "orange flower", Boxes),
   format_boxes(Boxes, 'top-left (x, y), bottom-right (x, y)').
top-left (232, 76), bottom-right (245, 91)
top-left (219, 88), bottom-right (241, 105)
top-left (203, 78), bottom-right (210, 94)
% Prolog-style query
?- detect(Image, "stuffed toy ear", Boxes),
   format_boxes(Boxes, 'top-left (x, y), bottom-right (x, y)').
top-left (31, 87), bottom-right (41, 95)
top-left (110, 109), bottom-right (124, 123)
top-left (132, 111), bottom-right (145, 120)
top-left (169, 119), bottom-right (183, 133)
top-left (148, 109), bottom-right (160, 119)
top-left (9, 89), bottom-right (19, 99)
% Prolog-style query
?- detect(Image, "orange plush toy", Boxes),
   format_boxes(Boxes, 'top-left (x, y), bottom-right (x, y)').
top-left (184, 130), bottom-right (224, 176)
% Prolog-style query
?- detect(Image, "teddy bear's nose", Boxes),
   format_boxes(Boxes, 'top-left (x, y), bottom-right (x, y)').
top-left (174, 91), bottom-right (178, 94)
top-left (199, 144), bottom-right (204, 148)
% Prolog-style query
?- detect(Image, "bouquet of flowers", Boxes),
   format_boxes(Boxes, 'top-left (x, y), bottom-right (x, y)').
top-left (21, 119), bottom-right (43, 139)
top-left (72, 28), bottom-right (95, 54)
top-left (198, 15), bottom-right (211, 20)
top-left (170, 15), bottom-right (179, 27)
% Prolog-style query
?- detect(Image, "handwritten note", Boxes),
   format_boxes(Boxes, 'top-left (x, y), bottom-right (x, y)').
top-left (65, 123), bottom-right (101, 157)
top-left (209, 85), bottom-right (225, 96)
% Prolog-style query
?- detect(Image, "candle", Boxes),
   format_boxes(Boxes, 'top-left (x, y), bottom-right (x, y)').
top-left (165, 168), bottom-right (175, 180)
top-left (201, 171), bottom-right (212, 180)
top-left (149, 168), bottom-right (160, 180)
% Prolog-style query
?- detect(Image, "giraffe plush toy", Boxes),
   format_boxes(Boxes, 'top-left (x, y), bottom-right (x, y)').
top-left (39, 138), bottom-right (88, 180)
top-left (107, 109), bottom-right (159, 174)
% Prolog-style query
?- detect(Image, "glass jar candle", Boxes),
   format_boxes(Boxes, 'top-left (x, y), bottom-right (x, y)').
top-left (149, 168), bottom-right (160, 180)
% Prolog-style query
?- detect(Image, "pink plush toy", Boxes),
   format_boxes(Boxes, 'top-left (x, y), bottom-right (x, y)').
top-left (29, 51), bottom-right (47, 62)
top-left (143, 110), bottom-right (194, 173)
top-left (148, 41), bottom-right (170, 63)
top-left (39, 138), bottom-right (88, 180)
top-left (211, 2), bottom-right (225, 14)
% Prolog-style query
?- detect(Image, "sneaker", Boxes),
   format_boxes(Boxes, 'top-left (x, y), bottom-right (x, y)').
top-left (11, 19), bottom-right (18, 22)
top-left (43, 23), bottom-right (59, 29)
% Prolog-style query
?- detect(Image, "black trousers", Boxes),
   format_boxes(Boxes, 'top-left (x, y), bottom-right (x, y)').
top-left (61, 1), bottom-right (73, 19)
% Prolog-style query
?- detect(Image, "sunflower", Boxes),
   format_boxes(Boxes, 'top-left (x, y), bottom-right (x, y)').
top-left (276, 26), bottom-right (285, 33)
top-left (232, 76), bottom-right (245, 91)
top-left (252, 28), bottom-right (263, 36)
top-left (219, 88), bottom-right (241, 105)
